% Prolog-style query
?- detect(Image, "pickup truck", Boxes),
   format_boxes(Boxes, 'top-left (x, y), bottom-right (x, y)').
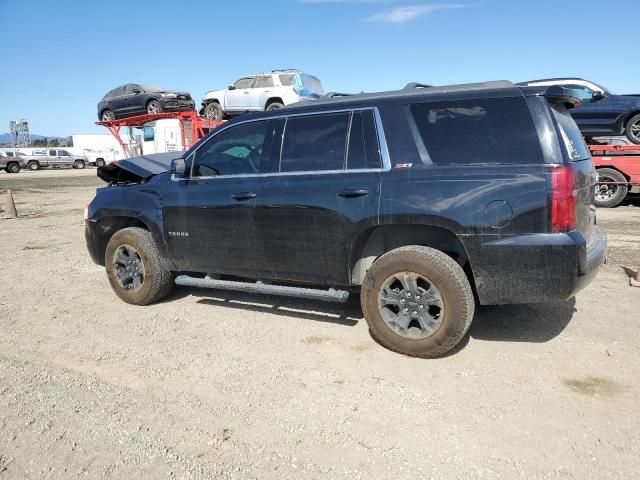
top-left (0, 151), bottom-right (27, 173)
top-left (23, 149), bottom-right (89, 170)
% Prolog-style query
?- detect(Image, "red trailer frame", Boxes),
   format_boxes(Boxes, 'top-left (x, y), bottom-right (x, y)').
top-left (589, 144), bottom-right (640, 207)
top-left (96, 110), bottom-right (223, 159)
top-left (589, 144), bottom-right (640, 185)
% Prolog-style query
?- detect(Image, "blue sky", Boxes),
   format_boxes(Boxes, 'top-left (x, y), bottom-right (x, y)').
top-left (1, 0), bottom-right (639, 136)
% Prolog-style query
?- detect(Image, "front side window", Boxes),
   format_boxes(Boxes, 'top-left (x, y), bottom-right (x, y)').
top-left (234, 77), bottom-right (255, 89)
top-left (410, 97), bottom-right (543, 165)
top-left (280, 113), bottom-right (350, 172)
top-left (192, 120), bottom-right (270, 177)
top-left (58, 150), bottom-right (70, 156)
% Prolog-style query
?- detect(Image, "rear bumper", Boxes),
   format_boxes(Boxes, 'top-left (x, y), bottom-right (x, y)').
top-left (464, 226), bottom-right (607, 305)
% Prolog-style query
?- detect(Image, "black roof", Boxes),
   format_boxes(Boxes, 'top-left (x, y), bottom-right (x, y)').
top-left (295, 80), bottom-right (517, 109)
top-left (520, 77), bottom-right (588, 83)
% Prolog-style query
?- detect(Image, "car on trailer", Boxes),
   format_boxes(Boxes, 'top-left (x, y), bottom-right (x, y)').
top-left (86, 80), bottom-right (606, 358)
top-left (98, 84), bottom-right (195, 122)
top-left (518, 78), bottom-right (640, 144)
top-left (200, 70), bottom-right (325, 121)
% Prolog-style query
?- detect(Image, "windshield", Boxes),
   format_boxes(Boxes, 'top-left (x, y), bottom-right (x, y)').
top-left (138, 84), bottom-right (164, 92)
top-left (591, 81), bottom-right (616, 95)
top-left (291, 73), bottom-right (324, 99)
top-left (300, 74), bottom-right (324, 95)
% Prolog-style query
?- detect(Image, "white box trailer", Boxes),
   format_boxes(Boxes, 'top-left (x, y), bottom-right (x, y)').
top-left (71, 133), bottom-right (139, 166)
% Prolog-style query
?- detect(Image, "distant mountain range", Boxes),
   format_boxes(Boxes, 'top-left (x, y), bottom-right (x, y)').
top-left (0, 132), bottom-right (66, 143)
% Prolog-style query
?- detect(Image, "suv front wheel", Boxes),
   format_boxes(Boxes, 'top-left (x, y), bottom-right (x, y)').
top-left (105, 227), bottom-right (173, 305)
top-left (204, 102), bottom-right (223, 121)
top-left (361, 246), bottom-right (474, 358)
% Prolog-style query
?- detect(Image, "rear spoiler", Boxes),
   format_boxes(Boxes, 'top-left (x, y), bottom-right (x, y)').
top-left (543, 86), bottom-right (582, 109)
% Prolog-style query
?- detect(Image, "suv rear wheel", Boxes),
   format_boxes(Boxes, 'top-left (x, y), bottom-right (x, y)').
top-left (624, 113), bottom-right (640, 145)
top-left (204, 102), bottom-right (223, 121)
top-left (105, 227), bottom-right (173, 305)
top-left (361, 246), bottom-right (474, 358)
top-left (28, 161), bottom-right (39, 171)
top-left (73, 160), bottom-right (85, 169)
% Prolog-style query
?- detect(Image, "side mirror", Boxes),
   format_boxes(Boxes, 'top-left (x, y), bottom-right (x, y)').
top-left (592, 91), bottom-right (605, 101)
top-left (172, 158), bottom-right (187, 176)
top-left (228, 84), bottom-right (236, 90)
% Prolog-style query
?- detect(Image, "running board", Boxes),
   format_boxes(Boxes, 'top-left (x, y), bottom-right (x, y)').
top-left (174, 275), bottom-right (350, 303)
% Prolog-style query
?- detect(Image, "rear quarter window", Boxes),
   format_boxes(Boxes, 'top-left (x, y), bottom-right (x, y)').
top-left (410, 97), bottom-right (543, 165)
top-left (550, 104), bottom-right (590, 161)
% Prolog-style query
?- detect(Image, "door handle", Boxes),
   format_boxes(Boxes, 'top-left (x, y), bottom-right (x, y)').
top-left (231, 192), bottom-right (257, 201)
top-left (337, 189), bottom-right (369, 198)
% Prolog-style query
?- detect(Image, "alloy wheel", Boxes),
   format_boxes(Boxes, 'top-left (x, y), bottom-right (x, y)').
top-left (377, 271), bottom-right (444, 340)
top-left (112, 244), bottom-right (145, 292)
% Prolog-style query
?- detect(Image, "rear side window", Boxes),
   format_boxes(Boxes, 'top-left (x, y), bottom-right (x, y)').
top-left (280, 113), bottom-right (350, 172)
top-left (279, 74), bottom-right (294, 86)
top-left (255, 76), bottom-right (274, 88)
top-left (347, 110), bottom-right (382, 170)
top-left (410, 97), bottom-right (543, 165)
top-left (550, 104), bottom-right (590, 161)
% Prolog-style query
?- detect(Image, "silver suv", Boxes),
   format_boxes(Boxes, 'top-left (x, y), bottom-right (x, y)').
top-left (200, 69), bottom-right (324, 120)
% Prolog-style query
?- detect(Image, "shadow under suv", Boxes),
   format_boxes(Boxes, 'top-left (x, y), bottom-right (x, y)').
top-left (86, 80), bottom-right (607, 358)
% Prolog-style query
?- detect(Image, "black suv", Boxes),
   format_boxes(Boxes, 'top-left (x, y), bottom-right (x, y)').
top-left (86, 80), bottom-right (607, 358)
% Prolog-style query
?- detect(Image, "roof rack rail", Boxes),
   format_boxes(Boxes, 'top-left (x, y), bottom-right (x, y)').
top-left (403, 82), bottom-right (433, 90)
top-left (323, 92), bottom-right (353, 98)
top-left (271, 69), bottom-right (299, 73)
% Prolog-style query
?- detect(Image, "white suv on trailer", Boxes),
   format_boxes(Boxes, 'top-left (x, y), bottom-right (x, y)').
top-left (200, 70), bottom-right (325, 120)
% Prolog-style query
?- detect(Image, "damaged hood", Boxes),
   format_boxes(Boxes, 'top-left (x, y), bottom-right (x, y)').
top-left (98, 151), bottom-right (184, 183)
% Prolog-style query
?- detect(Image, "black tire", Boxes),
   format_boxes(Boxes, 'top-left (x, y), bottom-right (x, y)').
top-left (28, 161), bottom-right (40, 171)
top-left (73, 160), bottom-right (85, 169)
top-left (595, 168), bottom-right (628, 208)
top-left (6, 162), bottom-right (20, 173)
top-left (203, 102), bottom-right (223, 121)
top-left (147, 100), bottom-right (162, 115)
top-left (101, 110), bottom-right (115, 122)
top-left (96, 158), bottom-right (105, 167)
top-left (361, 245), bottom-right (474, 358)
top-left (624, 113), bottom-right (640, 145)
top-left (266, 101), bottom-right (284, 111)
top-left (105, 227), bottom-right (173, 305)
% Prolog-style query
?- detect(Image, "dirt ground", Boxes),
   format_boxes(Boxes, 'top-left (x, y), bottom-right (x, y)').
top-left (1, 168), bottom-right (639, 479)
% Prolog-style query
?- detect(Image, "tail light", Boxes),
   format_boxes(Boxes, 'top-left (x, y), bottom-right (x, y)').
top-left (549, 166), bottom-right (576, 232)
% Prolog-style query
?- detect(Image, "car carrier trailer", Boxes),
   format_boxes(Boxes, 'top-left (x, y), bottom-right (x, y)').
top-left (96, 110), bottom-right (223, 160)
top-left (590, 144), bottom-right (640, 208)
